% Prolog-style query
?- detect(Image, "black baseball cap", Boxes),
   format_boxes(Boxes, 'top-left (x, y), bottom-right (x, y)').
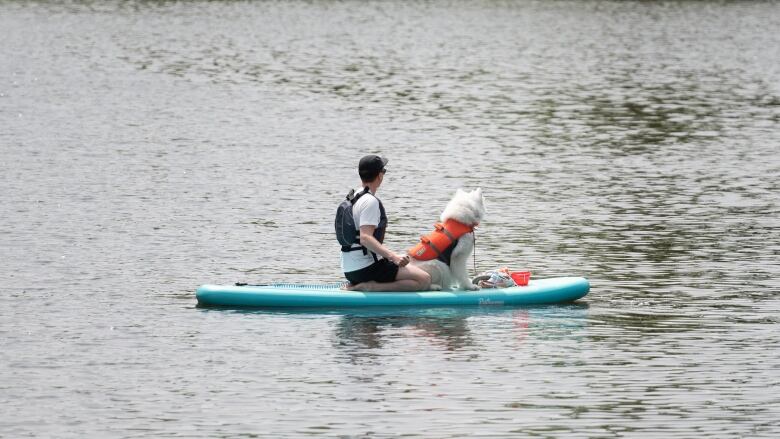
top-left (358, 155), bottom-right (389, 181)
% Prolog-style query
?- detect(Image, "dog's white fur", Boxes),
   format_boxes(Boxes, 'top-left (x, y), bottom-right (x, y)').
top-left (411, 188), bottom-right (486, 291)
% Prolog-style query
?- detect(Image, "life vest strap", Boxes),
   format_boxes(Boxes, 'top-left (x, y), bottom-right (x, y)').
top-left (342, 245), bottom-right (378, 262)
top-left (420, 236), bottom-right (445, 259)
top-left (435, 222), bottom-right (457, 244)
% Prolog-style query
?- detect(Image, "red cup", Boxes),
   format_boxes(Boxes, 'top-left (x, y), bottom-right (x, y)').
top-left (510, 271), bottom-right (531, 286)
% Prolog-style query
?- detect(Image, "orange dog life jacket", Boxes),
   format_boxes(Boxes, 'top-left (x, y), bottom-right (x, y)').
top-left (408, 219), bottom-right (474, 261)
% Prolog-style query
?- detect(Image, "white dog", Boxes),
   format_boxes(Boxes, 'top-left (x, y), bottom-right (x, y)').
top-left (409, 188), bottom-right (486, 291)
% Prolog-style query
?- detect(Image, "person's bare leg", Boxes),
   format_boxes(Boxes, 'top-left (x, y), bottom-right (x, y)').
top-left (349, 265), bottom-right (431, 292)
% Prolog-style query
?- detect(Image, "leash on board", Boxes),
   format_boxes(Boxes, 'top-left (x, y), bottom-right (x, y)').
top-left (472, 229), bottom-right (477, 276)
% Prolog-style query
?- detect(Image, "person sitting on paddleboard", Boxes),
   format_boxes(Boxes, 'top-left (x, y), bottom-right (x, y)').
top-left (339, 155), bottom-right (431, 292)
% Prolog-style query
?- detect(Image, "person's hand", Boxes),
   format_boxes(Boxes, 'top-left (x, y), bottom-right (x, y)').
top-left (392, 253), bottom-right (410, 267)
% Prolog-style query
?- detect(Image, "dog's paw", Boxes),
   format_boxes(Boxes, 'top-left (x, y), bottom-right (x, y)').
top-left (464, 283), bottom-right (480, 291)
top-left (429, 284), bottom-right (442, 291)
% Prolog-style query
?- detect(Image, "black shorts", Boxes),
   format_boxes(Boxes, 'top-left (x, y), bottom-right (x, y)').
top-left (345, 259), bottom-right (399, 285)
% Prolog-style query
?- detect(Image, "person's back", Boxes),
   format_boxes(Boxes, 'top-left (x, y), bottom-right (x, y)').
top-left (340, 189), bottom-right (385, 273)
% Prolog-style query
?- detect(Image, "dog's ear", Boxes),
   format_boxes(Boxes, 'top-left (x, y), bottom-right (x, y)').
top-left (472, 187), bottom-right (486, 216)
top-left (470, 188), bottom-right (484, 204)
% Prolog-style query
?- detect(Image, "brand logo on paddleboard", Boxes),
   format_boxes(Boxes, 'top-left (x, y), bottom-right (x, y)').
top-left (479, 298), bottom-right (504, 306)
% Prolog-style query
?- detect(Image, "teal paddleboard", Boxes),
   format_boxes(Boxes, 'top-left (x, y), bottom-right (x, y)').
top-left (196, 277), bottom-right (589, 308)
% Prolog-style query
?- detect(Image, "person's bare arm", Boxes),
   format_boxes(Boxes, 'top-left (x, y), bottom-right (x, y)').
top-left (359, 225), bottom-right (409, 267)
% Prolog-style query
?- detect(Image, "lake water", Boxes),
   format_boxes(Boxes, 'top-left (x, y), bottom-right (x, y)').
top-left (2, 0), bottom-right (779, 437)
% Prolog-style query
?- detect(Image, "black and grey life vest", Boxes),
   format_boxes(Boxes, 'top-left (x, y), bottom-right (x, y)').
top-left (335, 187), bottom-right (387, 259)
